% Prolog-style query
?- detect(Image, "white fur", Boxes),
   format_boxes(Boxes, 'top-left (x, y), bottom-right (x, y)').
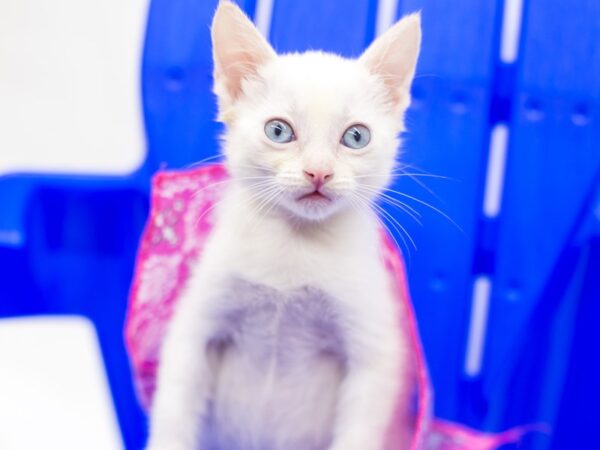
top-left (147, 2), bottom-right (421, 450)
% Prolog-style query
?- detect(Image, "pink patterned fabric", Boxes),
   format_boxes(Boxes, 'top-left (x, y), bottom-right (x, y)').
top-left (125, 164), bottom-right (532, 449)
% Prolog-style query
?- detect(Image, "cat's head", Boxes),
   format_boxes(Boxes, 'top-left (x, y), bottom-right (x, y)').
top-left (211, 1), bottom-right (421, 222)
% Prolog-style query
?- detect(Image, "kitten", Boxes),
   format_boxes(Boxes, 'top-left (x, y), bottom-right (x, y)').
top-left (146, 2), bottom-right (421, 450)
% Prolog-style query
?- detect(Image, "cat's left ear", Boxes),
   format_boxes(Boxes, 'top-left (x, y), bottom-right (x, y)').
top-left (211, 1), bottom-right (276, 118)
top-left (359, 13), bottom-right (422, 112)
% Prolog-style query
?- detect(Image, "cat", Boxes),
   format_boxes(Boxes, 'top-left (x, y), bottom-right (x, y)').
top-left (146, 2), bottom-right (421, 449)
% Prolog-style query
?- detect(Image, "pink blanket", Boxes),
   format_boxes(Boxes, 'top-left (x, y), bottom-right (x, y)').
top-left (125, 164), bottom-right (532, 449)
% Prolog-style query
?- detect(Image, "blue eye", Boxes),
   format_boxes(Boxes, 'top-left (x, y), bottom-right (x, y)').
top-left (341, 124), bottom-right (371, 149)
top-left (265, 119), bottom-right (295, 144)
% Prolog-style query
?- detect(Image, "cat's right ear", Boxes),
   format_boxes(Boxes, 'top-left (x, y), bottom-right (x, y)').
top-left (211, 1), bottom-right (276, 119)
top-left (359, 13), bottom-right (421, 113)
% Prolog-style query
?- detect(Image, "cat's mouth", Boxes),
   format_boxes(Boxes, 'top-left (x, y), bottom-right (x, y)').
top-left (297, 190), bottom-right (331, 202)
top-left (286, 189), bottom-right (341, 220)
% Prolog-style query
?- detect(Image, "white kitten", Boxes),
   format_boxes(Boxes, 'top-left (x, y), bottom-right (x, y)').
top-left (147, 2), bottom-right (421, 450)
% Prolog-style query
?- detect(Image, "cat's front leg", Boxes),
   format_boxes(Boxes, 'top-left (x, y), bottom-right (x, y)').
top-left (328, 298), bottom-right (409, 450)
top-left (146, 281), bottom-right (220, 450)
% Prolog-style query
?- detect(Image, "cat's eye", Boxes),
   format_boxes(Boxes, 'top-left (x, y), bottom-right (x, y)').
top-left (265, 119), bottom-right (295, 144)
top-left (341, 124), bottom-right (371, 149)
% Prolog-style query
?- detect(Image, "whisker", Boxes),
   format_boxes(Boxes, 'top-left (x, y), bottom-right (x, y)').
top-left (244, 183), bottom-right (282, 215)
top-left (346, 194), bottom-right (386, 244)
top-left (355, 172), bottom-right (453, 180)
top-left (354, 172), bottom-right (454, 201)
top-left (190, 179), bottom-right (232, 199)
top-left (352, 192), bottom-right (409, 250)
top-left (376, 204), bottom-right (417, 251)
top-left (350, 192), bottom-right (411, 263)
top-left (355, 191), bottom-right (417, 251)
top-left (194, 195), bottom-right (227, 228)
top-left (259, 189), bottom-right (285, 221)
top-left (191, 177), bottom-right (273, 199)
top-left (186, 153), bottom-right (224, 168)
top-left (193, 179), bottom-right (278, 228)
top-left (226, 162), bottom-right (273, 173)
top-left (395, 163), bottom-right (450, 178)
top-left (247, 186), bottom-right (285, 232)
top-left (400, 172), bottom-right (441, 201)
top-left (253, 186), bottom-right (282, 218)
top-left (356, 186), bottom-right (422, 224)
top-left (413, 73), bottom-right (443, 80)
top-left (363, 184), bottom-right (463, 233)
top-left (374, 195), bottom-right (423, 226)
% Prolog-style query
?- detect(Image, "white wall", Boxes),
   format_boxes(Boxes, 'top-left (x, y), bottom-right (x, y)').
top-left (0, 0), bottom-right (149, 176)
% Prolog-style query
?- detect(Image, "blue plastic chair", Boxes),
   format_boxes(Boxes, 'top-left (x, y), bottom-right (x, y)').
top-left (1, 1), bottom-right (598, 449)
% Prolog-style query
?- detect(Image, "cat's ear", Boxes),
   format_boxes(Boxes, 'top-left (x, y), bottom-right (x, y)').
top-left (211, 1), bottom-right (276, 116)
top-left (359, 13), bottom-right (422, 112)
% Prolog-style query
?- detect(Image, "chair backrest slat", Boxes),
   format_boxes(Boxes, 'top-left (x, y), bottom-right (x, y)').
top-left (483, 0), bottom-right (600, 439)
top-left (393, 0), bottom-right (502, 421)
top-left (142, 0), bottom-right (256, 169)
top-left (269, 0), bottom-right (377, 56)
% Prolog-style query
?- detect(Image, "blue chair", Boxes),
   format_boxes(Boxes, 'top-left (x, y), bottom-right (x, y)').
top-left (1, 1), bottom-right (598, 449)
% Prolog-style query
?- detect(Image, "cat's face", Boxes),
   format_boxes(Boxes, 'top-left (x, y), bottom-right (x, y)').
top-left (212, 2), bottom-right (421, 222)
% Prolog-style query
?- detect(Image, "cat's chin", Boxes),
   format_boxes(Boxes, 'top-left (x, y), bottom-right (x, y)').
top-left (279, 194), bottom-right (346, 223)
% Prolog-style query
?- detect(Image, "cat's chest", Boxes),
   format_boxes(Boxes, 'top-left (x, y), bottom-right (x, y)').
top-left (216, 278), bottom-right (345, 366)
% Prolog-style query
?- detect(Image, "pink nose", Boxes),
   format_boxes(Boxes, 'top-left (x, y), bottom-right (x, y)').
top-left (304, 170), bottom-right (333, 188)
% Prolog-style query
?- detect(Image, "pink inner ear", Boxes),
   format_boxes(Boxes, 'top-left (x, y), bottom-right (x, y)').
top-left (359, 14), bottom-right (421, 108)
top-left (211, 3), bottom-right (275, 105)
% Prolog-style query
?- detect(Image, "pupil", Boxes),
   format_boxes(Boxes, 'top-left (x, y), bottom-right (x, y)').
top-left (352, 129), bottom-right (361, 142)
top-left (274, 125), bottom-right (282, 136)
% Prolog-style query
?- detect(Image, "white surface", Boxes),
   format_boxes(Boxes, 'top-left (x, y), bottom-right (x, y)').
top-left (464, 276), bottom-right (492, 377)
top-left (254, 0), bottom-right (274, 38)
top-left (483, 124), bottom-right (510, 218)
top-left (500, 0), bottom-right (524, 63)
top-left (0, 316), bottom-right (124, 450)
top-left (466, 1), bottom-right (523, 376)
top-left (0, 0), bottom-right (148, 176)
top-left (375, 0), bottom-right (400, 36)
